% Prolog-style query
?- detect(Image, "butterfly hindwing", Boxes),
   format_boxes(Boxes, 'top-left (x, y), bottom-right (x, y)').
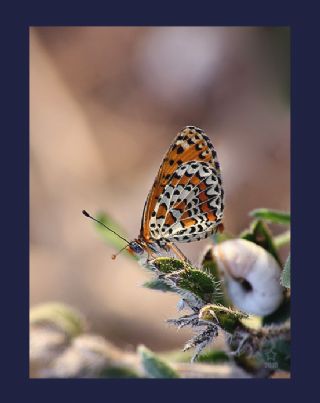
top-left (140, 126), bottom-right (224, 243)
top-left (149, 161), bottom-right (223, 242)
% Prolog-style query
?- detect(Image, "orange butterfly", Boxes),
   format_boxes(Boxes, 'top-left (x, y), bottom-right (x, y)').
top-left (83, 126), bottom-right (224, 261)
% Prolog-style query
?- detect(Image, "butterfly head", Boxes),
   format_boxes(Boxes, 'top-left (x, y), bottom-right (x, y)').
top-left (127, 238), bottom-right (161, 263)
top-left (127, 240), bottom-right (145, 255)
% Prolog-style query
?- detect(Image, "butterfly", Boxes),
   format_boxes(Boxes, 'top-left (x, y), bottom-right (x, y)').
top-left (83, 126), bottom-right (224, 261)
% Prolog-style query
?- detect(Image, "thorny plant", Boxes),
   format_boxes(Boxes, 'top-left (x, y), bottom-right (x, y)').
top-left (92, 207), bottom-right (290, 377)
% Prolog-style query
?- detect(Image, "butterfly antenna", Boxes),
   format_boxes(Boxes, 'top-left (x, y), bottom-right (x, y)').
top-left (82, 210), bottom-right (130, 245)
top-left (111, 245), bottom-right (129, 260)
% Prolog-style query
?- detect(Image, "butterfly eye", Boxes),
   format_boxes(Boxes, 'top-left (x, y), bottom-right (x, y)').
top-left (129, 241), bottom-right (144, 255)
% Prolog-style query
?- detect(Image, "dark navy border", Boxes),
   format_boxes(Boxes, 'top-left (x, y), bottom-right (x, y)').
top-left (2, 1), bottom-right (317, 402)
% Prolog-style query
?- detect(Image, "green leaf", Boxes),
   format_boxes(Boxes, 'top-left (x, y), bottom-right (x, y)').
top-left (197, 349), bottom-right (230, 364)
top-left (30, 302), bottom-right (86, 338)
top-left (249, 208), bottom-right (290, 226)
top-left (93, 212), bottom-right (135, 260)
top-left (143, 278), bottom-right (174, 292)
top-left (241, 220), bottom-right (281, 265)
top-left (274, 230), bottom-right (291, 248)
top-left (281, 254), bottom-right (290, 289)
top-left (138, 345), bottom-right (179, 378)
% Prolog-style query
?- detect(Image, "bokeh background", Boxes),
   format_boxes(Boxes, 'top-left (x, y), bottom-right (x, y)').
top-left (30, 26), bottom-right (290, 352)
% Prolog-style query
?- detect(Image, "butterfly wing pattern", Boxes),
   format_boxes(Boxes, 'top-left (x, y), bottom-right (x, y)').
top-left (139, 126), bottom-right (224, 252)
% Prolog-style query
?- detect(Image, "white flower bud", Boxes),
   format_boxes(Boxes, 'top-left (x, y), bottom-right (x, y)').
top-left (214, 239), bottom-right (283, 316)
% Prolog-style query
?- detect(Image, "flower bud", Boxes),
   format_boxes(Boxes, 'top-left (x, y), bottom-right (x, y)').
top-left (214, 239), bottom-right (283, 316)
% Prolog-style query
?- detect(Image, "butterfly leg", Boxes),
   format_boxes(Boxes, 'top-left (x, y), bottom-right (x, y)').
top-left (144, 242), bottom-right (163, 263)
top-left (167, 242), bottom-right (189, 262)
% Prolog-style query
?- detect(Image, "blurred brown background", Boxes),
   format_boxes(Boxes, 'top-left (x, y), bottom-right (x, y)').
top-left (30, 27), bottom-right (290, 352)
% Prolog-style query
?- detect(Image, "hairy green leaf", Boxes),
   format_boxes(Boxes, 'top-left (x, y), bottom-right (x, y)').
top-left (152, 257), bottom-right (186, 274)
top-left (201, 246), bottom-right (220, 279)
top-left (173, 268), bottom-right (220, 304)
top-left (201, 247), bottom-right (227, 306)
top-left (200, 304), bottom-right (248, 334)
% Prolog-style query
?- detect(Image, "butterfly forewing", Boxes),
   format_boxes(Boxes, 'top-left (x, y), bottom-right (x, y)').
top-left (140, 126), bottom-right (224, 244)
